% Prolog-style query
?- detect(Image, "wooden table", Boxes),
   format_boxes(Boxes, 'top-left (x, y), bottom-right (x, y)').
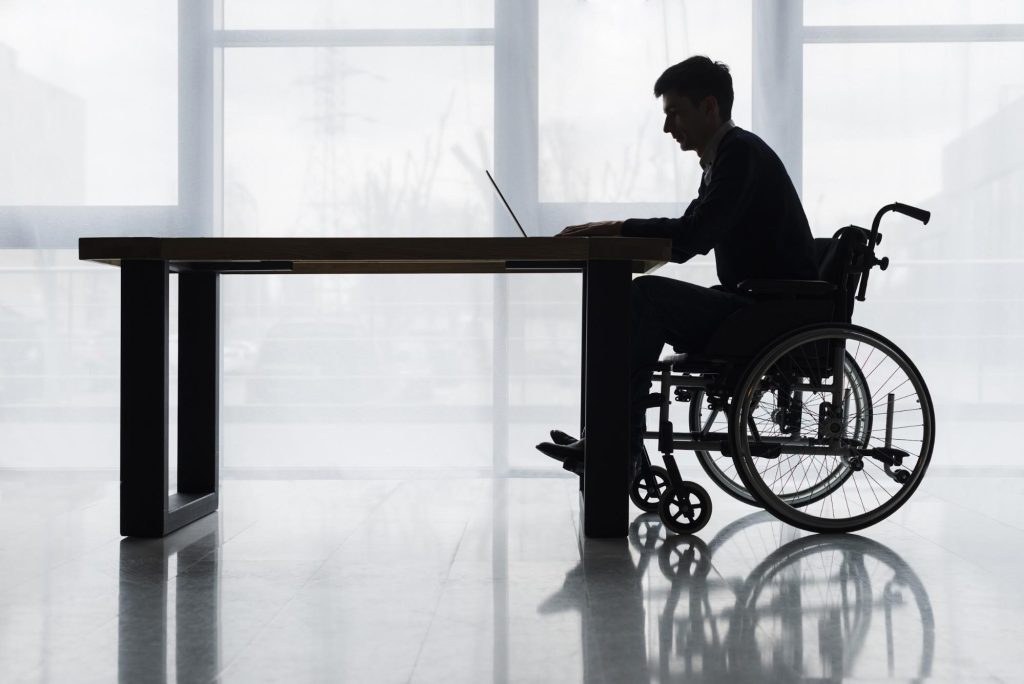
top-left (79, 237), bottom-right (671, 538)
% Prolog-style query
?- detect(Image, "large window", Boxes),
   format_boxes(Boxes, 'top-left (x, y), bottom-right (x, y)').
top-left (538, 0), bottom-right (751, 204)
top-left (0, 0), bottom-right (177, 207)
top-left (801, 7), bottom-right (1024, 466)
top-left (2, 2), bottom-right (1022, 471)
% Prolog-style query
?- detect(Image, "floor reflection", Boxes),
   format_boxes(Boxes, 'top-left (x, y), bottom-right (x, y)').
top-left (546, 512), bottom-right (934, 683)
top-left (109, 499), bottom-right (933, 683)
top-left (117, 514), bottom-right (221, 684)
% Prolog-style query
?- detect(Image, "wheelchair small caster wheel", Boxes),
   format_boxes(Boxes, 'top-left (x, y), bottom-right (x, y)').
top-left (630, 465), bottom-right (669, 513)
top-left (658, 481), bottom-right (712, 535)
top-left (893, 468), bottom-right (911, 484)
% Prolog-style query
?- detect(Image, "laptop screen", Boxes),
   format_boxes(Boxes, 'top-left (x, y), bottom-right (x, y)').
top-left (485, 170), bottom-right (528, 238)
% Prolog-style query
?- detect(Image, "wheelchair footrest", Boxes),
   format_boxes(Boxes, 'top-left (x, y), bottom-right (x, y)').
top-left (862, 446), bottom-right (910, 466)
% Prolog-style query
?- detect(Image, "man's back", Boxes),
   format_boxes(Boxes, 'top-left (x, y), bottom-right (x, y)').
top-left (622, 126), bottom-right (818, 290)
top-left (708, 127), bottom-right (817, 288)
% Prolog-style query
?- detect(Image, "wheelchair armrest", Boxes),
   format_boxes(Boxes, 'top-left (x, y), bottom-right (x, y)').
top-left (736, 279), bottom-right (837, 299)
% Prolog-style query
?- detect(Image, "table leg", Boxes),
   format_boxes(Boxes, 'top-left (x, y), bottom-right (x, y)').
top-left (580, 267), bottom-right (588, 437)
top-left (120, 261), bottom-right (170, 537)
top-left (578, 268), bottom-right (588, 495)
top-left (175, 271), bottom-right (220, 526)
top-left (120, 261), bottom-right (218, 537)
top-left (581, 260), bottom-right (631, 538)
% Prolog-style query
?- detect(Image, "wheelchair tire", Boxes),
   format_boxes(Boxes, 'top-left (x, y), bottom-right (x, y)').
top-left (690, 349), bottom-right (872, 509)
top-left (730, 324), bottom-right (934, 534)
top-left (630, 465), bottom-right (670, 513)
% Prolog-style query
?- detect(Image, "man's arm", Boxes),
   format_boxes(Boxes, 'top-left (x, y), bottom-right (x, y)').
top-left (619, 139), bottom-right (758, 261)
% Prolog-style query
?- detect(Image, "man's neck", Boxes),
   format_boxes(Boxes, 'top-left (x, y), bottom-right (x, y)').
top-left (698, 119), bottom-right (735, 167)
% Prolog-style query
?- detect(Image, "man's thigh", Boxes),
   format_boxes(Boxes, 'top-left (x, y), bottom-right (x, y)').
top-left (632, 275), bottom-right (750, 351)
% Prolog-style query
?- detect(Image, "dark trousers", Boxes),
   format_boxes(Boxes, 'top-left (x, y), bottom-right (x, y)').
top-left (628, 275), bottom-right (751, 459)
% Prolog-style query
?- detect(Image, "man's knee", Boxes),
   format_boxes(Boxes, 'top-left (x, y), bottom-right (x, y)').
top-left (631, 276), bottom-right (661, 323)
top-left (631, 275), bottom-right (669, 307)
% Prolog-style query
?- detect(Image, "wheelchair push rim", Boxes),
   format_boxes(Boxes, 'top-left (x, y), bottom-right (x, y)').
top-left (731, 324), bottom-right (934, 534)
top-left (691, 351), bottom-right (871, 509)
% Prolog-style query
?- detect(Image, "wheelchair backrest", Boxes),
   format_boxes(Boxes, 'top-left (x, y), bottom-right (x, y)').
top-left (815, 226), bottom-right (870, 322)
top-left (696, 226), bottom-right (871, 361)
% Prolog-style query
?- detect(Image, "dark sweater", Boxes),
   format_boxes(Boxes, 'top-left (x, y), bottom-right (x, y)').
top-left (621, 127), bottom-right (818, 291)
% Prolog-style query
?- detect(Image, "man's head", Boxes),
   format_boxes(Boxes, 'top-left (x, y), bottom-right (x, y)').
top-left (654, 56), bottom-right (733, 157)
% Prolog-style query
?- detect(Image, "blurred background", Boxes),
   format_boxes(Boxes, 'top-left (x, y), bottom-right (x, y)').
top-left (1, 0), bottom-right (1022, 474)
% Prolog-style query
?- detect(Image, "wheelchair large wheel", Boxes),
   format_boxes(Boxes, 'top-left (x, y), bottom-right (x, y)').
top-left (691, 352), bottom-right (872, 508)
top-left (730, 324), bottom-right (934, 533)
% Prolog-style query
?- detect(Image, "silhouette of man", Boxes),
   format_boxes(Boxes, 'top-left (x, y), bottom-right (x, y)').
top-left (537, 56), bottom-right (818, 477)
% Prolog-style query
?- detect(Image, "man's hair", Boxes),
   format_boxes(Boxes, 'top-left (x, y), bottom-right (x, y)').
top-left (653, 56), bottom-right (734, 121)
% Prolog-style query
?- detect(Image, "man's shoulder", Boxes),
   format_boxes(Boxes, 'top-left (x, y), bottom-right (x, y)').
top-left (719, 126), bottom-right (768, 153)
top-left (718, 127), bottom-right (786, 170)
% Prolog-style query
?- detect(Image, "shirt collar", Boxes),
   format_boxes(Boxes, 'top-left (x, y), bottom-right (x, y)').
top-left (699, 119), bottom-right (736, 172)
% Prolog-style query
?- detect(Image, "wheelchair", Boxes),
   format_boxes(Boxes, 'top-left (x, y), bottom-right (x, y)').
top-left (628, 202), bottom-right (934, 535)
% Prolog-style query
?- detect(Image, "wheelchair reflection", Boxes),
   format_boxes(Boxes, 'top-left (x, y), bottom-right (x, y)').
top-left (544, 511), bottom-right (934, 683)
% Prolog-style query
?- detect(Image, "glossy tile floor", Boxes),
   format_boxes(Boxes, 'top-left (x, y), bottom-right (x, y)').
top-left (1, 471), bottom-right (1023, 683)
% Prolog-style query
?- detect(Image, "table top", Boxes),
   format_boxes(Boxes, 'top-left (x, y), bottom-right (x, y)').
top-left (78, 236), bottom-right (673, 274)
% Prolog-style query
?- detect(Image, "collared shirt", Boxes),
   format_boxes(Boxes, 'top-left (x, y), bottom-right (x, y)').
top-left (699, 119), bottom-right (736, 184)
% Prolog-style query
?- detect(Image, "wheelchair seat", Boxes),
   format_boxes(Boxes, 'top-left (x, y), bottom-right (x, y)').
top-left (661, 226), bottom-right (871, 361)
top-left (652, 352), bottom-right (728, 373)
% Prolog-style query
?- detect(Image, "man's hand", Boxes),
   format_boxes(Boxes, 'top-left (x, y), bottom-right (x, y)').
top-left (556, 220), bottom-right (623, 237)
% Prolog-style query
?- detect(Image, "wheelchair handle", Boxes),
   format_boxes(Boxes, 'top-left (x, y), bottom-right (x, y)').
top-left (892, 202), bottom-right (931, 224)
top-left (869, 202), bottom-right (930, 243)
top-left (857, 202), bottom-right (930, 302)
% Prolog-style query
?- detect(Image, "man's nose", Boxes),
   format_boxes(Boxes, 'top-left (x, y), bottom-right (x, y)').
top-left (663, 117), bottom-right (671, 134)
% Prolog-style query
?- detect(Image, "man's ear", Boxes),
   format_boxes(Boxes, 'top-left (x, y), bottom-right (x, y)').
top-left (703, 95), bottom-right (719, 118)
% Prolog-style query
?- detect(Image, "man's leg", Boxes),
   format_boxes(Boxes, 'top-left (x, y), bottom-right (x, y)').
top-left (538, 276), bottom-right (748, 474)
top-left (628, 276), bottom-right (751, 464)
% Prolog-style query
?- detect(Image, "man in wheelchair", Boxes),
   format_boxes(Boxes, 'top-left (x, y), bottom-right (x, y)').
top-left (537, 56), bottom-right (934, 536)
top-left (537, 55), bottom-right (819, 477)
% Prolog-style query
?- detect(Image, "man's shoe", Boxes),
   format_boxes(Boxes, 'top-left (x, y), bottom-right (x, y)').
top-left (536, 438), bottom-right (586, 476)
top-left (536, 439), bottom-right (584, 462)
top-left (549, 429), bottom-right (578, 446)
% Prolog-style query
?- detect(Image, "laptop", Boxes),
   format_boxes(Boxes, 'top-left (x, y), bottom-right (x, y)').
top-left (485, 170), bottom-right (529, 238)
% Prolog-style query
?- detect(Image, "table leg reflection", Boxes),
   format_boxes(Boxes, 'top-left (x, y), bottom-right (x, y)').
top-left (538, 537), bottom-right (649, 683)
top-left (117, 513), bottom-right (221, 683)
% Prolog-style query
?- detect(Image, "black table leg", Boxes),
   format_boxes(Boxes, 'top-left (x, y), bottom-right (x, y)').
top-left (120, 260), bottom-right (170, 537)
top-left (581, 260), bottom-right (631, 538)
top-left (579, 268), bottom-right (588, 495)
top-left (120, 261), bottom-right (218, 537)
top-left (580, 267), bottom-right (588, 437)
top-left (174, 271), bottom-right (220, 526)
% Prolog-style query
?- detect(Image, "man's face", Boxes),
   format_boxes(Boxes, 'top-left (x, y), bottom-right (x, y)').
top-left (661, 91), bottom-right (719, 154)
